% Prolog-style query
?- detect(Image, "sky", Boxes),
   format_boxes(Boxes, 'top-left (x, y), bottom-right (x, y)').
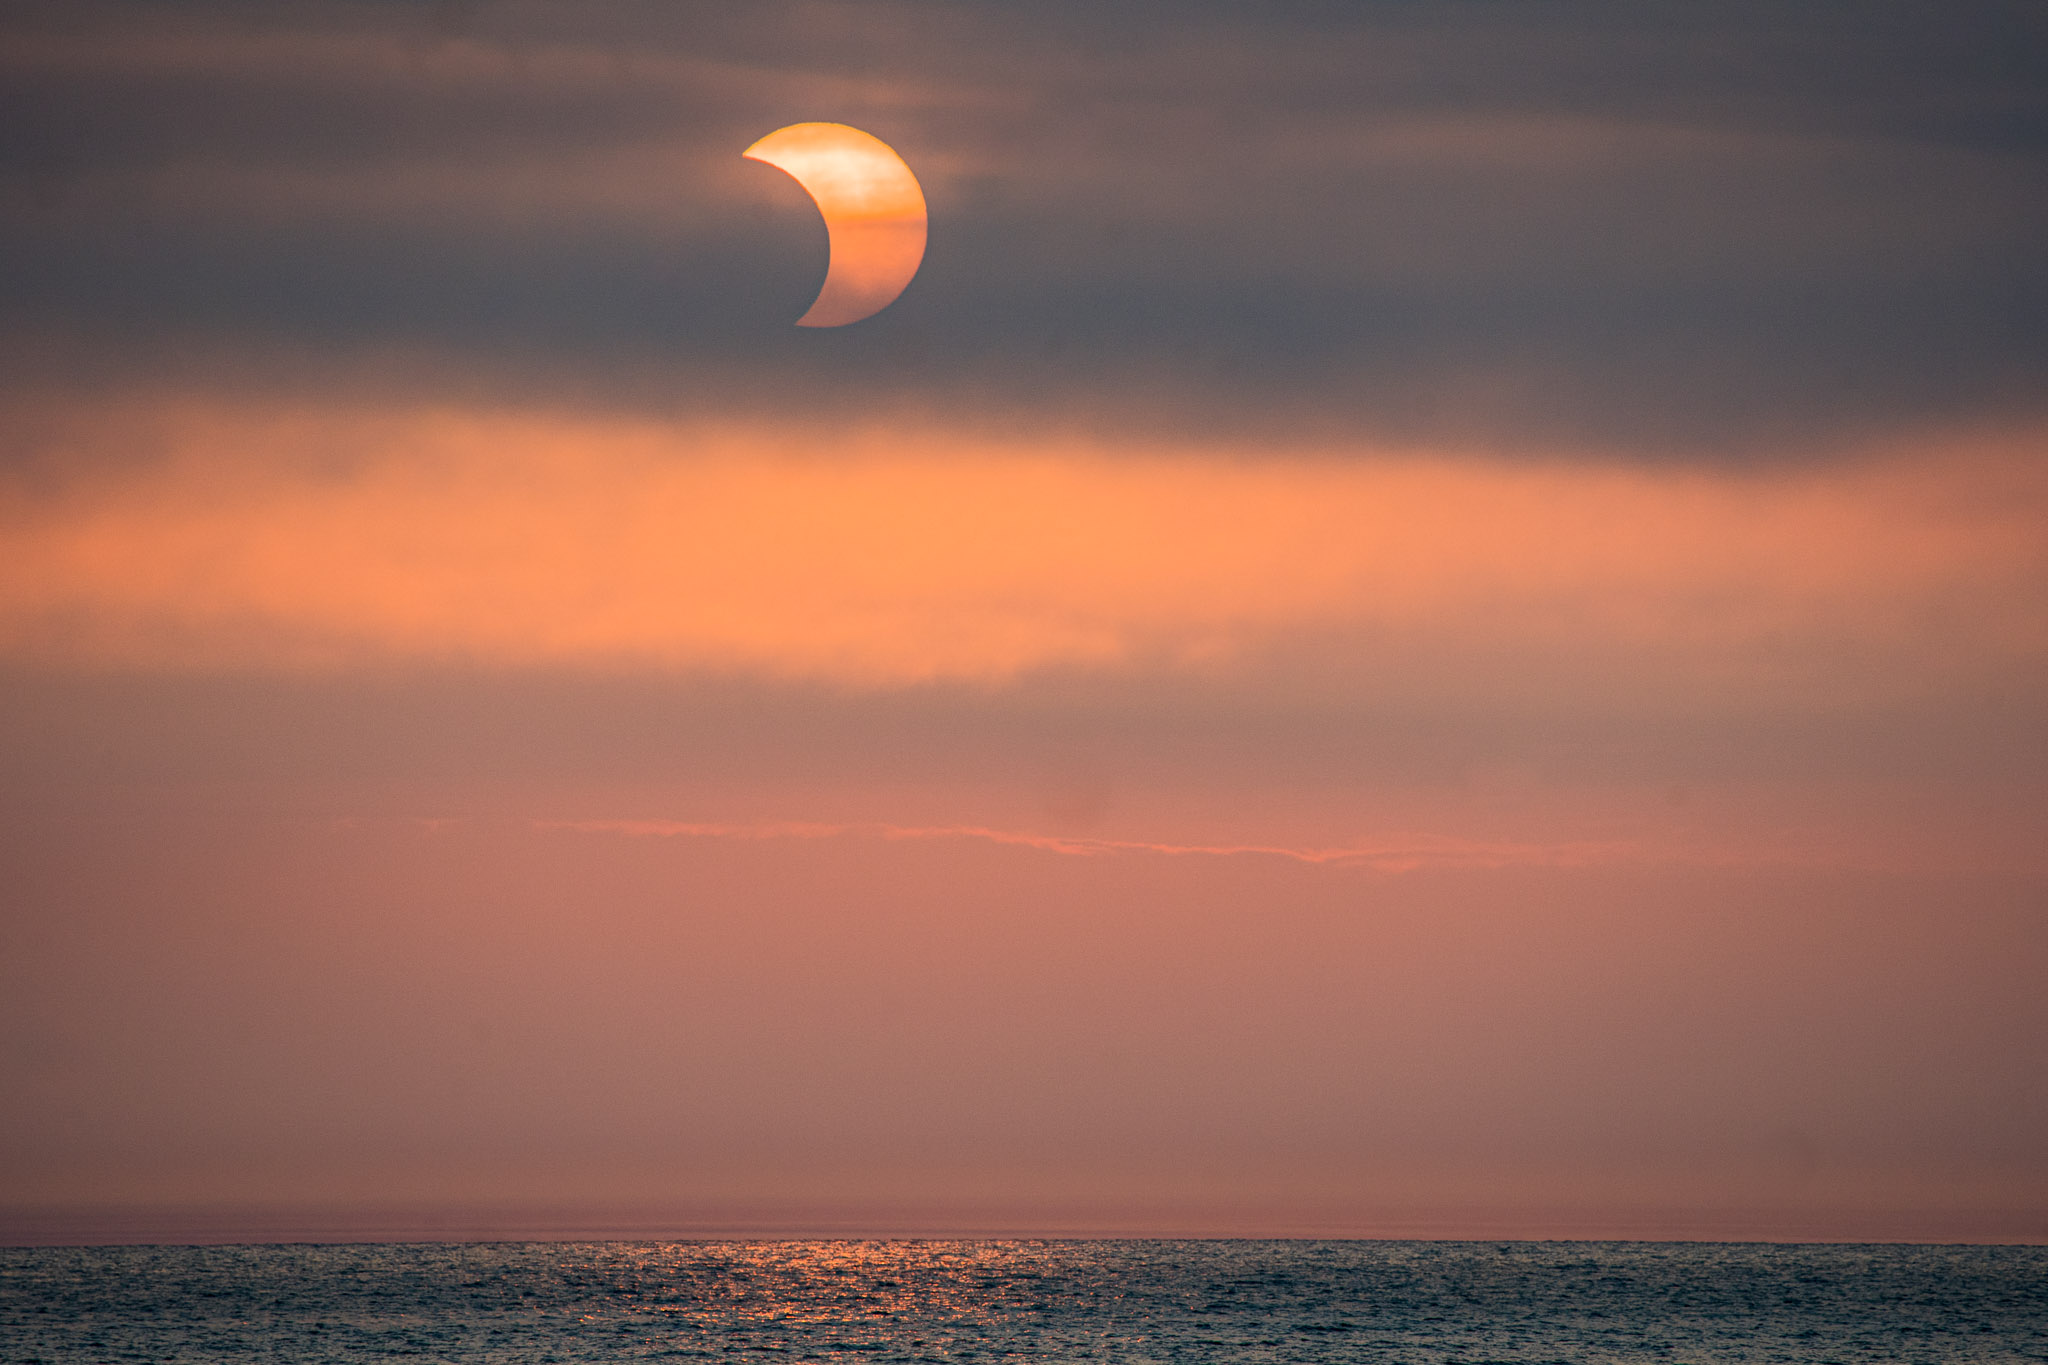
top-left (2, 0), bottom-right (2046, 1244)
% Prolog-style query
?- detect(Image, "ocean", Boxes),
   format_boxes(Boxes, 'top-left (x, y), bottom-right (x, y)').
top-left (3, 1239), bottom-right (2045, 1363)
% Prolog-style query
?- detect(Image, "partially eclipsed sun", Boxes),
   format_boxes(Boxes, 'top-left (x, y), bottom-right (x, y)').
top-left (744, 123), bottom-right (928, 327)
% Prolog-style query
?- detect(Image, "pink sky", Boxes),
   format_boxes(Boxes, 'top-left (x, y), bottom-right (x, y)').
top-left (3, 2), bottom-right (2046, 1245)
top-left (4, 395), bottom-right (2044, 1243)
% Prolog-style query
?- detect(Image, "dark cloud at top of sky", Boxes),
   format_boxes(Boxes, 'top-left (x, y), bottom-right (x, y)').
top-left (2, 0), bottom-right (2045, 456)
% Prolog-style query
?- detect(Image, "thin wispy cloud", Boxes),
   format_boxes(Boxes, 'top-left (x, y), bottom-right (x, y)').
top-left (537, 816), bottom-right (1633, 873)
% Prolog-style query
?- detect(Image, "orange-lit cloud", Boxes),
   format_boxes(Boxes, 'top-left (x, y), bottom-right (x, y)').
top-left (3, 401), bottom-right (2043, 696)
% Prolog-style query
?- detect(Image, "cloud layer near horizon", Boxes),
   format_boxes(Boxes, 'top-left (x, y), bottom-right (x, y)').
top-left (7, 810), bottom-right (2045, 1240)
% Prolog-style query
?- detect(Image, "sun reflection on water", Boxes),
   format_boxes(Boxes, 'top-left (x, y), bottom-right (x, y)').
top-left (6, 1239), bottom-right (2039, 1362)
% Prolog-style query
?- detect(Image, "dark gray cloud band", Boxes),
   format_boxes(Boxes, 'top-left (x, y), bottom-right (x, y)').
top-left (3, 0), bottom-right (2045, 455)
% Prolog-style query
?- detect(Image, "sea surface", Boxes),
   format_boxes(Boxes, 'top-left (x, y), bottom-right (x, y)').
top-left (3, 1240), bottom-right (2046, 1364)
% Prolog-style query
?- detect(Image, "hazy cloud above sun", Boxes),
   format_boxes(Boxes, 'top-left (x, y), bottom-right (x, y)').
top-left (3, 0), bottom-right (2045, 457)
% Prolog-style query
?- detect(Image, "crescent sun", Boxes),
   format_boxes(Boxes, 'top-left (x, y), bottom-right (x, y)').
top-left (743, 122), bottom-right (928, 328)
